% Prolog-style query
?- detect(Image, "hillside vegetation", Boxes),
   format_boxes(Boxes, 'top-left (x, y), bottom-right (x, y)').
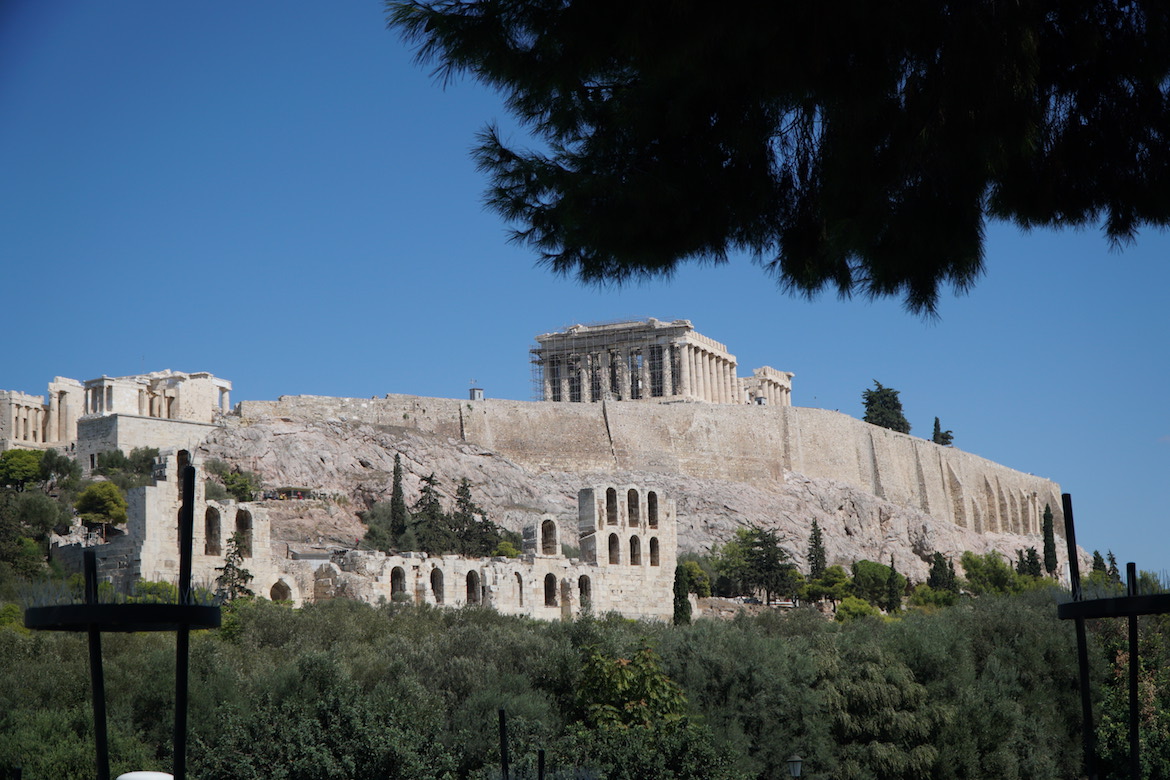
top-left (5, 589), bottom-right (1164, 780)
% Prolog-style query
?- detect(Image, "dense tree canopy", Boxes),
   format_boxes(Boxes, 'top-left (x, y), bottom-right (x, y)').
top-left (388, 0), bottom-right (1170, 313)
top-left (862, 381), bottom-right (911, 434)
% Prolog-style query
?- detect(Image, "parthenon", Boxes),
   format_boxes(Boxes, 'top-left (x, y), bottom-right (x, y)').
top-left (531, 319), bottom-right (793, 405)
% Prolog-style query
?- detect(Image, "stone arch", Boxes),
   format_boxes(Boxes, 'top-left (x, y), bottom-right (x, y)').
top-left (629, 535), bottom-right (641, 565)
top-left (608, 533), bottom-right (620, 565)
top-left (270, 580), bottom-right (292, 601)
top-left (649, 537), bottom-right (660, 566)
top-left (466, 570), bottom-right (481, 605)
top-left (515, 571), bottom-right (524, 606)
top-left (431, 568), bottom-right (444, 604)
top-left (204, 507), bottom-right (222, 556)
top-left (578, 575), bottom-right (592, 609)
top-left (541, 519), bottom-right (558, 556)
top-left (235, 509), bottom-right (253, 558)
top-left (606, 488), bottom-right (618, 525)
top-left (391, 566), bottom-right (406, 599)
top-left (627, 489), bottom-right (640, 526)
top-left (544, 573), bottom-right (558, 606)
top-left (648, 491), bottom-right (659, 528)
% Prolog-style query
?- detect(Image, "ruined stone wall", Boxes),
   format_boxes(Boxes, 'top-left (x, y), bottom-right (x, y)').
top-left (238, 394), bottom-right (1064, 534)
top-left (76, 415), bottom-right (218, 474)
top-left (308, 484), bottom-right (678, 620)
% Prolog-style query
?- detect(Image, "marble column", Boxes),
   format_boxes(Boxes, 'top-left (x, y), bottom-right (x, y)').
top-left (639, 349), bottom-right (651, 400)
top-left (678, 345), bottom-right (691, 397)
top-left (662, 345), bottom-right (673, 396)
top-left (558, 356), bottom-right (570, 402)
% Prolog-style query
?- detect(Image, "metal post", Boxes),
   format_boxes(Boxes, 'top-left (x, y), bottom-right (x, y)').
top-left (174, 465), bottom-right (196, 780)
top-left (84, 550), bottom-right (111, 780)
top-left (498, 708), bottom-right (509, 780)
top-left (1127, 562), bottom-right (1140, 780)
top-left (538, 748), bottom-right (545, 780)
top-left (1062, 493), bottom-right (1097, 780)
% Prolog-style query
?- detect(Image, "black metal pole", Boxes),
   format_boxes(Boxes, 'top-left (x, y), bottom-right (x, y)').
top-left (499, 708), bottom-right (509, 780)
top-left (84, 550), bottom-right (111, 780)
top-left (1063, 493), bottom-right (1097, 780)
top-left (538, 748), bottom-right (545, 780)
top-left (174, 464), bottom-right (196, 780)
top-left (1127, 562), bottom-right (1140, 780)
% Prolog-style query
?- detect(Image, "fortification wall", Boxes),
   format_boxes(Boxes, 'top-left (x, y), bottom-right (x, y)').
top-left (237, 394), bottom-right (1064, 536)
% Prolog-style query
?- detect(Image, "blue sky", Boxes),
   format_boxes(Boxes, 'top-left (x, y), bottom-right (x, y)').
top-left (2, 2), bottom-right (1167, 573)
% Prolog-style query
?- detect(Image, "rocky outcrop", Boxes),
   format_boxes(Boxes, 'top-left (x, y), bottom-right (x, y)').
top-left (199, 409), bottom-right (1068, 583)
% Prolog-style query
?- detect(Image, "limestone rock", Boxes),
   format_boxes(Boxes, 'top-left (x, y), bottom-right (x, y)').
top-left (198, 415), bottom-right (1058, 583)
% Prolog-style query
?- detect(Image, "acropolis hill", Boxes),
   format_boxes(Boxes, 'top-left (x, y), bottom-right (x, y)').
top-left (3, 319), bottom-right (1070, 587)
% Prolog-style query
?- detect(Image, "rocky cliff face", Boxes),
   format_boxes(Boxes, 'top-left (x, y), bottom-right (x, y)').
top-left (198, 414), bottom-right (1061, 582)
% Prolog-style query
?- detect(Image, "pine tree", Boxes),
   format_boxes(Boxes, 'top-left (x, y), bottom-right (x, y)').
top-left (1042, 504), bottom-right (1058, 576)
top-left (931, 417), bottom-right (954, 446)
top-left (390, 453), bottom-right (408, 539)
top-left (1092, 550), bottom-right (1108, 573)
top-left (1106, 551), bottom-right (1121, 584)
top-left (1025, 547), bottom-right (1043, 578)
top-left (408, 473), bottom-right (453, 554)
top-left (927, 552), bottom-right (957, 593)
top-left (215, 531), bottom-right (255, 602)
top-left (862, 381), bottom-right (911, 434)
top-left (807, 519), bottom-right (827, 580)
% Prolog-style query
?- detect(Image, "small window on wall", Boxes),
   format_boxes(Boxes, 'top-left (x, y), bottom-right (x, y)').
top-left (629, 535), bottom-right (641, 565)
top-left (606, 488), bottom-right (618, 525)
top-left (648, 492), bottom-right (659, 528)
top-left (270, 580), bottom-right (291, 601)
top-left (391, 567), bottom-right (406, 598)
top-left (627, 489), bottom-right (640, 526)
top-left (431, 569), bottom-right (444, 604)
top-left (608, 533), bottom-right (620, 565)
top-left (649, 537), bottom-right (660, 566)
top-left (544, 573), bottom-right (558, 606)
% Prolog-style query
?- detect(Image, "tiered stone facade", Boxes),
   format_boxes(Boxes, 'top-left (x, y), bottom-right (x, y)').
top-left (531, 318), bottom-right (792, 405)
top-left (51, 449), bottom-right (678, 619)
top-left (0, 370), bottom-right (232, 474)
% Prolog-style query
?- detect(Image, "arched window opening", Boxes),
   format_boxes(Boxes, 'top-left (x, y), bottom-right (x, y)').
top-left (541, 519), bottom-right (558, 556)
top-left (629, 535), bottom-right (641, 566)
top-left (270, 580), bottom-right (291, 601)
top-left (204, 507), bottom-right (221, 556)
top-left (235, 510), bottom-right (253, 558)
top-left (544, 573), bottom-right (558, 607)
top-left (608, 533), bottom-right (620, 565)
top-left (648, 492), bottom-right (659, 528)
top-left (466, 570), bottom-right (481, 605)
top-left (606, 488), bottom-right (618, 525)
top-left (516, 572), bottom-right (524, 606)
top-left (431, 569), bottom-right (445, 604)
top-left (578, 575), bottom-right (592, 610)
top-left (627, 489), bottom-right (640, 526)
top-left (650, 537), bottom-right (660, 566)
top-left (391, 566), bottom-right (406, 598)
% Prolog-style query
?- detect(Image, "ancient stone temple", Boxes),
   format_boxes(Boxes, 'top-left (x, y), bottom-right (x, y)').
top-left (0, 370), bottom-right (233, 473)
top-left (530, 318), bottom-right (792, 405)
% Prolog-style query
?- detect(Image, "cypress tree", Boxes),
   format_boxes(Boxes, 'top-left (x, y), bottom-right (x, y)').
top-left (931, 417), bottom-right (954, 446)
top-left (885, 556), bottom-right (902, 612)
top-left (807, 519), bottom-right (827, 580)
top-left (1092, 550), bottom-right (1107, 573)
top-left (390, 453), bottom-right (408, 539)
top-left (673, 564), bottom-right (692, 625)
top-left (1042, 504), bottom-right (1058, 576)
